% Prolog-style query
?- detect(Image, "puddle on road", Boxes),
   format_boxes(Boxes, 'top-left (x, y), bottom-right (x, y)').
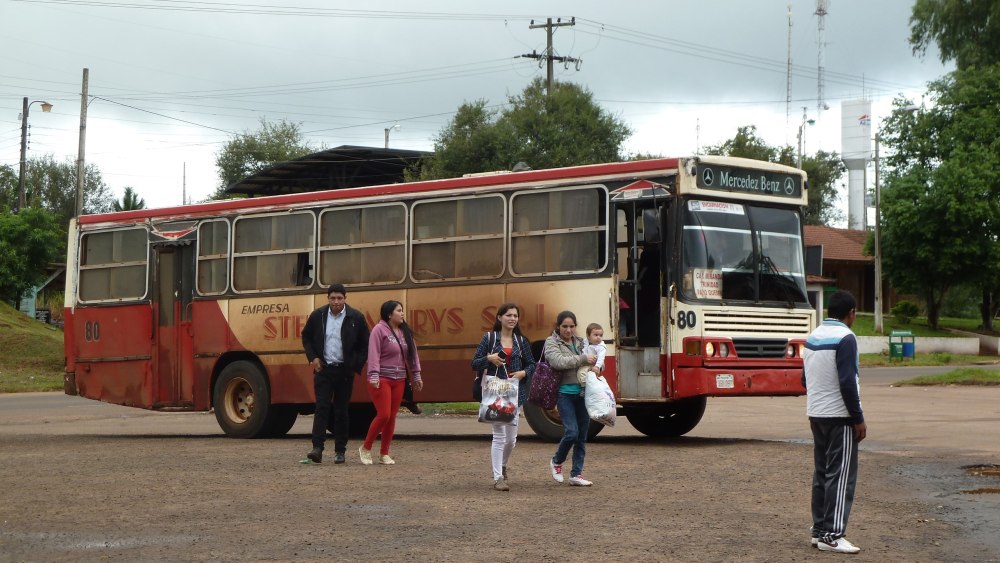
top-left (961, 464), bottom-right (1000, 494)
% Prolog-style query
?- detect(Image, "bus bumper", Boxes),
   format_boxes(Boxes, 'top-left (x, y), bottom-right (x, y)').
top-left (671, 366), bottom-right (805, 398)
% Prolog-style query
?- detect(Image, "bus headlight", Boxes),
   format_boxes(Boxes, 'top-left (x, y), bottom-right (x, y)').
top-left (786, 345), bottom-right (795, 358)
top-left (719, 342), bottom-right (730, 357)
top-left (705, 341), bottom-right (715, 357)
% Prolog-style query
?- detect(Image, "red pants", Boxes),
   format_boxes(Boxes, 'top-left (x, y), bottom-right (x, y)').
top-left (363, 377), bottom-right (405, 455)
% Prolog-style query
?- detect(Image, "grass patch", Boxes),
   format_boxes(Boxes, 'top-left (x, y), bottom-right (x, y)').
top-left (860, 352), bottom-right (1000, 367)
top-left (851, 312), bottom-right (1000, 337)
top-left (418, 402), bottom-right (479, 415)
top-left (0, 301), bottom-right (65, 393)
top-left (894, 368), bottom-right (1000, 386)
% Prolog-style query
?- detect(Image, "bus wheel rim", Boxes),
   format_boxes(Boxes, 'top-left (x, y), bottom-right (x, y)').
top-left (224, 377), bottom-right (254, 424)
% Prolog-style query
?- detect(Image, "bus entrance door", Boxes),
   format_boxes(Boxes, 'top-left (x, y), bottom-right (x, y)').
top-left (153, 244), bottom-right (195, 409)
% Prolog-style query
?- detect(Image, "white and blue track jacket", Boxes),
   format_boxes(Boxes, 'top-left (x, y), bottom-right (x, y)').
top-left (802, 319), bottom-right (864, 423)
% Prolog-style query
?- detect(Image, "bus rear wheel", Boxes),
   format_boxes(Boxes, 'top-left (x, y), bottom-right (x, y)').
top-left (262, 405), bottom-right (298, 438)
top-left (624, 397), bottom-right (707, 438)
top-left (214, 361), bottom-right (272, 438)
top-left (522, 402), bottom-right (604, 443)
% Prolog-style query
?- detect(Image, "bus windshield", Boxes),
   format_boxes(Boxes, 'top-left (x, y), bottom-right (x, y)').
top-left (680, 200), bottom-right (807, 305)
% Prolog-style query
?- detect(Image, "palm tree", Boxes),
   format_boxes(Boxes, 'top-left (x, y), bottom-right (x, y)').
top-left (112, 187), bottom-right (146, 212)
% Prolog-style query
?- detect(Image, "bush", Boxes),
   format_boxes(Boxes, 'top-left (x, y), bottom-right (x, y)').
top-left (891, 300), bottom-right (921, 324)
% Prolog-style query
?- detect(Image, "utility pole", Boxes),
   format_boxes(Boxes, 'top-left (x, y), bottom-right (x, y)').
top-left (17, 97), bottom-right (28, 213)
top-left (75, 68), bottom-right (89, 218)
top-left (521, 17), bottom-right (580, 96)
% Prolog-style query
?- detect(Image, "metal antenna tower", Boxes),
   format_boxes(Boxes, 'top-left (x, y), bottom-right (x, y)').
top-left (816, 0), bottom-right (829, 114)
top-left (786, 2), bottom-right (793, 144)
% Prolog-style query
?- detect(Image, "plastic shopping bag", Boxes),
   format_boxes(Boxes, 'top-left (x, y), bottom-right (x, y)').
top-left (584, 371), bottom-right (616, 427)
top-left (478, 375), bottom-right (519, 424)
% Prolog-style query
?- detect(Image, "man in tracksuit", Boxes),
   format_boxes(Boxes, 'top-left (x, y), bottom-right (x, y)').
top-left (802, 290), bottom-right (867, 554)
top-left (302, 283), bottom-right (369, 464)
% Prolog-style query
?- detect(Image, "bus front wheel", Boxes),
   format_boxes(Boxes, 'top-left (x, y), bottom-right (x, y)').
top-left (522, 402), bottom-right (604, 443)
top-left (624, 397), bottom-right (707, 438)
top-left (214, 361), bottom-right (272, 438)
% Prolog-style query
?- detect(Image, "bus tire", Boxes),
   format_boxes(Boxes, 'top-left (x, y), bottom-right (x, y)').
top-left (523, 402), bottom-right (604, 443)
top-left (624, 397), bottom-right (707, 438)
top-left (327, 403), bottom-right (377, 439)
top-left (261, 405), bottom-right (298, 438)
top-left (214, 361), bottom-right (272, 438)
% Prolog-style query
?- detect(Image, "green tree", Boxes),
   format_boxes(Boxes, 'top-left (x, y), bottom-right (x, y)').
top-left (879, 65), bottom-right (1000, 329)
top-left (704, 125), bottom-right (788, 163)
top-left (415, 101), bottom-right (514, 180)
top-left (0, 164), bottom-right (17, 212)
top-left (112, 187), bottom-right (146, 212)
top-left (704, 126), bottom-right (845, 226)
top-left (20, 155), bottom-right (114, 225)
top-left (910, 0), bottom-right (1000, 69)
top-left (213, 118), bottom-right (313, 199)
top-left (0, 208), bottom-right (64, 307)
top-left (419, 79), bottom-right (631, 179)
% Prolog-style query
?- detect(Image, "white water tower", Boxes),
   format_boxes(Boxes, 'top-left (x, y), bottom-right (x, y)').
top-left (841, 99), bottom-right (871, 230)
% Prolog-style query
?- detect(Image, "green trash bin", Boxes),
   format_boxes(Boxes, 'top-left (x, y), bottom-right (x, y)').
top-left (889, 331), bottom-right (915, 361)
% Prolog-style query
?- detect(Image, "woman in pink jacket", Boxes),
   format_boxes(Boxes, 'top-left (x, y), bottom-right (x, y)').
top-left (360, 300), bottom-right (423, 465)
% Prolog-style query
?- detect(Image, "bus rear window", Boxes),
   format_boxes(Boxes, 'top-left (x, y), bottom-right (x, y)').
top-left (197, 220), bottom-right (229, 295)
top-left (79, 227), bottom-right (148, 302)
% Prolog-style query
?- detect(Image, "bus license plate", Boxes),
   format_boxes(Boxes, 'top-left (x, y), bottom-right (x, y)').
top-left (715, 374), bottom-right (734, 389)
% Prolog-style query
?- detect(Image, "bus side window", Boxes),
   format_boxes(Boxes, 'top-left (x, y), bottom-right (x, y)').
top-left (295, 253), bottom-right (313, 286)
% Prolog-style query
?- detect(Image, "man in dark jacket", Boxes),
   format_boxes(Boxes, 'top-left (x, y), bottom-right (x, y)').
top-left (302, 283), bottom-right (369, 464)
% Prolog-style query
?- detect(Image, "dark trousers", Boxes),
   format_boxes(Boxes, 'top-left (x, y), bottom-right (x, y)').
top-left (810, 418), bottom-right (859, 543)
top-left (311, 365), bottom-right (353, 453)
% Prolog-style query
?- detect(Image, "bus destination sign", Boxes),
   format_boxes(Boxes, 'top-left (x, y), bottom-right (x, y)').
top-left (695, 163), bottom-right (802, 198)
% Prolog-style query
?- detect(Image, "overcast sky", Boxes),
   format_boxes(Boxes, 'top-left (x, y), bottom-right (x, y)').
top-left (1, 0), bottom-right (950, 211)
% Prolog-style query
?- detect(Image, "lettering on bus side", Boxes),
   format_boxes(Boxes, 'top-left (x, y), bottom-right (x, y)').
top-left (408, 308), bottom-right (464, 335)
top-left (263, 315), bottom-right (308, 341)
top-left (480, 304), bottom-right (546, 332)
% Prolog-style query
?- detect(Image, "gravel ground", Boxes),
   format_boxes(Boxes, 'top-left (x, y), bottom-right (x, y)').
top-left (1, 399), bottom-right (999, 562)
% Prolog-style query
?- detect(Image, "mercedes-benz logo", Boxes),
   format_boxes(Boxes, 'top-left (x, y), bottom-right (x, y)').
top-left (784, 177), bottom-right (795, 195)
top-left (702, 168), bottom-right (714, 186)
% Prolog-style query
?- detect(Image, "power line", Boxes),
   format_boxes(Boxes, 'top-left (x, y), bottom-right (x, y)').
top-left (13, 0), bottom-right (538, 20)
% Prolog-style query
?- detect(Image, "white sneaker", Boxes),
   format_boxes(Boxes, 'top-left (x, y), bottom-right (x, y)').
top-left (568, 475), bottom-right (593, 487)
top-left (817, 537), bottom-right (860, 554)
top-left (378, 454), bottom-right (395, 465)
top-left (549, 459), bottom-right (564, 483)
top-left (358, 446), bottom-right (373, 465)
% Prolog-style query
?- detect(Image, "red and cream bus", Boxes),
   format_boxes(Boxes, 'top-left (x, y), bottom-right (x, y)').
top-left (64, 155), bottom-right (813, 441)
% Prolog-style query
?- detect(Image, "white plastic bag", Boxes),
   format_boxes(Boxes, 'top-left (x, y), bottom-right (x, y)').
top-left (584, 371), bottom-right (616, 427)
top-left (478, 375), bottom-right (519, 425)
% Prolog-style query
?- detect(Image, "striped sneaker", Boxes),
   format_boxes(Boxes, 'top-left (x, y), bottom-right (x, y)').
top-left (817, 537), bottom-right (860, 554)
